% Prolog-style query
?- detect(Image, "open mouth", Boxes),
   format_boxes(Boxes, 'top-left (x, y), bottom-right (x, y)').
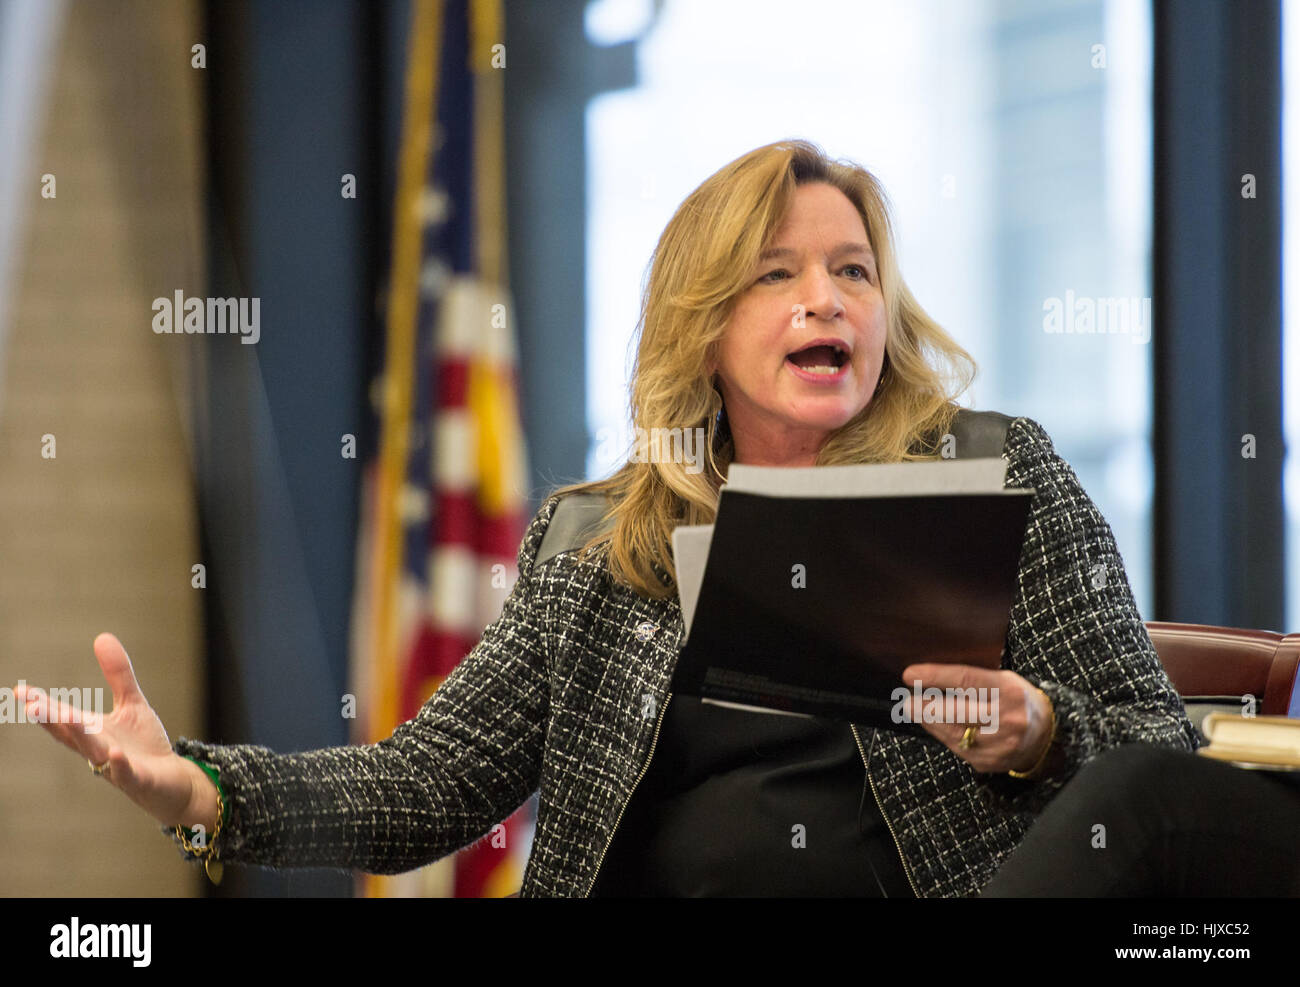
top-left (786, 342), bottom-right (849, 375)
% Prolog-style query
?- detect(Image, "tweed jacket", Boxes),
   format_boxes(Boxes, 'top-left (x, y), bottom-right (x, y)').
top-left (167, 410), bottom-right (1201, 897)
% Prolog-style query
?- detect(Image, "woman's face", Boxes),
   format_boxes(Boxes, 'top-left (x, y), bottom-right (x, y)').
top-left (710, 181), bottom-right (888, 466)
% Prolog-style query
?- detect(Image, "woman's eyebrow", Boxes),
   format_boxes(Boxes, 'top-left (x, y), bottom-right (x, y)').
top-left (758, 242), bottom-right (875, 262)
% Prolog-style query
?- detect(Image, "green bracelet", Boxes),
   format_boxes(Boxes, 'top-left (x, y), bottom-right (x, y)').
top-left (181, 755), bottom-right (230, 834)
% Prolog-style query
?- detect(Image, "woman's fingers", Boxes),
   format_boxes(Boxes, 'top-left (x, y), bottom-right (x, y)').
top-left (18, 687), bottom-right (112, 764)
top-left (105, 746), bottom-right (138, 789)
top-left (93, 632), bottom-right (144, 709)
top-left (901, 666), bottom-right (1052, 772)
top-left (22, 694), bottom-right (146, 799)
top-left (13, 639), bottom-right (195, 825)
top-left (20, 692), bottom-right (83, 754)
top-left (82, 746), bottom-right (130, 792)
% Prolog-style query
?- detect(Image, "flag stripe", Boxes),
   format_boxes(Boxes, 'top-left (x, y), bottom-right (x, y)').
top-left (361, 0), bottom-right (443, 900)
top-left (371, 0), bottom-right (443, 746)
top-left (358, 0), bottom-right (531, 899)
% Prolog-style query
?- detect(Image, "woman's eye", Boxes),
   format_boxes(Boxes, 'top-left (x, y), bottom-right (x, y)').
top-left (758, 269), bottom-right (789, 283)
top-left (842, 264), bottom-right (870, 280)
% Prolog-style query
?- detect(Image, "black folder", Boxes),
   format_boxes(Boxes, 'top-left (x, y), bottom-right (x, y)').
top-left (670, 488), bottom-right (1034, 729)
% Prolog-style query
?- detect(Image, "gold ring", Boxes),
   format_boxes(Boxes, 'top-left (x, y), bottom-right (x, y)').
top-left (959, 725), bottom-right (979, 750)
top-left (88, 758), bottom-right (108, 776)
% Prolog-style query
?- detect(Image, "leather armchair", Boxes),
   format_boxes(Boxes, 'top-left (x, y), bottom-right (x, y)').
top-left (1144, 621), bottom-right (1300, 741)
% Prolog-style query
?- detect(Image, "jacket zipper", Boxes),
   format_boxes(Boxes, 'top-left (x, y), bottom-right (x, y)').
top-left (584, 691), bottom-right (673, 896)
top-left (850, 723), bottom-right (921, 898)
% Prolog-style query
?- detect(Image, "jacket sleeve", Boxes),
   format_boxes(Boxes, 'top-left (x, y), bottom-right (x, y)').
top-left (976, 416), bottom-right (1201, 811)
top-left (161, 495), bottom-right (560, 874)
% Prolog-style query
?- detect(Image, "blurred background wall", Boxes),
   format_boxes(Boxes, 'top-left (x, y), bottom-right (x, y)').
top-left (0, 0), bottom-right (205, 895)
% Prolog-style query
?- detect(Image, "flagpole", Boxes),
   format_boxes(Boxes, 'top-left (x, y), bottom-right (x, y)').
top-left (364, 0), bottom-right (442, 899)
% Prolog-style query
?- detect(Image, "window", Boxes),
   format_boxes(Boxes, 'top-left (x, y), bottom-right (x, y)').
top-left (585, 0), bottom-right (1155, 615)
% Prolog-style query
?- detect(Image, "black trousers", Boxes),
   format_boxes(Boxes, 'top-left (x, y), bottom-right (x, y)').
top-left (980, 743), bottom-right (1300, 896)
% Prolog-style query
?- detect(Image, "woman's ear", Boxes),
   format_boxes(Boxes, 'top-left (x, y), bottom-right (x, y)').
top-left (703, 340), bottom-right (719, 380)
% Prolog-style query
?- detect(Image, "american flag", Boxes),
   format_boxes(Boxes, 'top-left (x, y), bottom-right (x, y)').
top-left (350, 0), bottom-right (532, 898)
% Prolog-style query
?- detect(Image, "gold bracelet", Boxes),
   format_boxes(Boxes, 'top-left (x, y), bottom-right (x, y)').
top-left (1008, 687), bottom-right (1057, 780)
top-left (174, 783), bottom-right (225, 885)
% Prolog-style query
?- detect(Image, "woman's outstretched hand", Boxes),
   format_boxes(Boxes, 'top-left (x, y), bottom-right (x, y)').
top-left (14, 632), bottom-right (217, 831)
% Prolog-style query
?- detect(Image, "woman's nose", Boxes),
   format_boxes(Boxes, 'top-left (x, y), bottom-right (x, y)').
top-left (800, 266), bottom-right (846, 322)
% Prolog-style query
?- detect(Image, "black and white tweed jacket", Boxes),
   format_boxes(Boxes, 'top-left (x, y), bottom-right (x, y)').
top-left (168, 410), bottom-right (1201, 897)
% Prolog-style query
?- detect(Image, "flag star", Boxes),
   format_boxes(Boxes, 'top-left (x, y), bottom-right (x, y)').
top-left (397, 484), bottom-right (430, 523)
top-left (417, 186), bottom-right (452, 226)
top-left (419, 257), bottom-right (452, 298)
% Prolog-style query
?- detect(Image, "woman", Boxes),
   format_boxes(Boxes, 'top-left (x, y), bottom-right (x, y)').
top-left (14, 139), bottom-right (1199, 897)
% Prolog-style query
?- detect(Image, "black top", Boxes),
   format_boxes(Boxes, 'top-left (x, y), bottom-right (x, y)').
top-left (589, 695), bottom-right (915, 896)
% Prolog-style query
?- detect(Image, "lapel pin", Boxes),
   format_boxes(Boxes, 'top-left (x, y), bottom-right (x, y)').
top-left (634, 620), bottom-right (658, 642)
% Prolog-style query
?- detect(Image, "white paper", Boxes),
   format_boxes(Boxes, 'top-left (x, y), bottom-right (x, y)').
top-left (671, 523), bottom-right (714, 634)
top-left (725, 456), bottom-right (1008, 497)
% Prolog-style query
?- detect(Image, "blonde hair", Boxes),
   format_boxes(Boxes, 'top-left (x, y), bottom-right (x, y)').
top-left (551, 139), bottom-right (976, 599)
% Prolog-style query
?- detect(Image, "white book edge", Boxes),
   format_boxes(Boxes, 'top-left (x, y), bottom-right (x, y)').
top-left (725, 456), bottom-right (1009, 498)
top-left (701, 698), bottom-right (816, 718)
